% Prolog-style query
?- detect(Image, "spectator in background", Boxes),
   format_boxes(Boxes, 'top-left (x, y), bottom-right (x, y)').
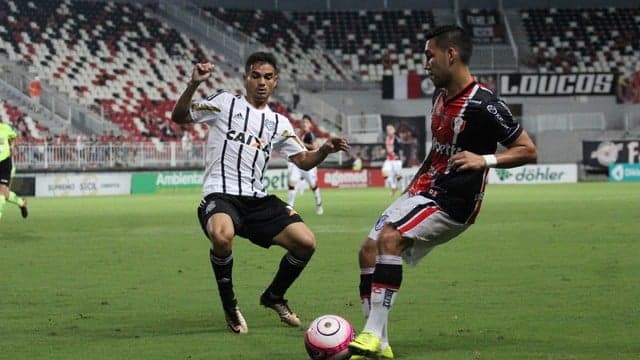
top-left (352, 152), bottom-right (363, 171)
top-left (29, 76), bottom-right (42, 112)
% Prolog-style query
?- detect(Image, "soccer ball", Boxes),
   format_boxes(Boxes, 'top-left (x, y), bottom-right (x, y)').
top-left (304, 314), bottom-right (355, 360)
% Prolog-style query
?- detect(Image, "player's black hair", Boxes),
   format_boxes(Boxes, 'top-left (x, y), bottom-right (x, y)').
top-left (425, 25), bottom-right (473, 65)
top-left (245, 52), bottom-right (279, 74)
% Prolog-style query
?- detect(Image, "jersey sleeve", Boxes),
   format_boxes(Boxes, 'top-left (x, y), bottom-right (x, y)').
top-left (0, 124), bottom-right (17, 140)
top-left (272, 116), bottom-right (306, 160)
top-left (189, 91), bottom-right (229, 124)
top-left (7, 125), bottom-right (17, 140)
top-left (480, 97), bottom-right (522, 146)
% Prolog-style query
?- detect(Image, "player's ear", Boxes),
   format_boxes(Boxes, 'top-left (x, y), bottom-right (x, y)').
top-left (448, 47), bottom-right (457, 65)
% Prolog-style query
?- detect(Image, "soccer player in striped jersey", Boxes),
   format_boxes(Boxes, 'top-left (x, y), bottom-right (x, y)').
top-left (349, 26), bottom-right (537, 359)
top-left (171, 52), bottom-right (349, 334)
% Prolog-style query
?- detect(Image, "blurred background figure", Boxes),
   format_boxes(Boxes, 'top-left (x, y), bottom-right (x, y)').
top-left (28, 76), bottom-right (42, 112)
top-left (287, 115), bottom-right (324, 215)
top-left (381, 124), bottom-right (403, 195)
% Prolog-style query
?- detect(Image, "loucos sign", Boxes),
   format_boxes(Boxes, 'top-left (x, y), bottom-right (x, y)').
top-left (499, 73), bottom-right (616, 96)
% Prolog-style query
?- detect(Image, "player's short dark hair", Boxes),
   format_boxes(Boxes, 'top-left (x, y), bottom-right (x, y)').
top-left (302, 114), bottom-right (312, 120)
top-left (245, 52), bottom-right (279, 74)
top-left (425, 25), bottom-right (472, 65)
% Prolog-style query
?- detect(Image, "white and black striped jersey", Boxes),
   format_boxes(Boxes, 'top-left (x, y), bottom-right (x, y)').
top-left (190, 91), bottom-right (305, 198)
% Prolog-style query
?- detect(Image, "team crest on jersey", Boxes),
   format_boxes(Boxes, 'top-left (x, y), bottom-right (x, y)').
top-left (205, 201), bottom-right (216, 215)
top-left (374, 214), bottom-right (389, 231)
top-left (265, 118), bottom-right (276, 131)
top-left (486, 104), bottom-right (498, 114)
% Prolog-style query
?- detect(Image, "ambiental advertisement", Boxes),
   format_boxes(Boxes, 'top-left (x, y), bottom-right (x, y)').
top-left (608, 163), bottom-right (640, 182)
top-left (35, 173), bottom-right (131, 197)
top-left (488, 164), bottom-right (578, 184)
top-left (130, 171), bottom-right (203, 194)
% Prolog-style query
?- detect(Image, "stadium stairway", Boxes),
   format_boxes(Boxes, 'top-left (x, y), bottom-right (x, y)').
top-left (0, 0), bottom-right (244, 142)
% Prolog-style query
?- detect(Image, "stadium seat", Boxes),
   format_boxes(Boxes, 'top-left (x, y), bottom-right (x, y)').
top-left (0, 0), bottom-right (240, 142)
top-left (521, 7), bottom-right (640, 74)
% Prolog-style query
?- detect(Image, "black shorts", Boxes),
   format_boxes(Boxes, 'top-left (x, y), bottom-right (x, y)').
top-left (0, 157), bottom-right (12, 186)
top-left (197, 193), bottom-right (303, 248)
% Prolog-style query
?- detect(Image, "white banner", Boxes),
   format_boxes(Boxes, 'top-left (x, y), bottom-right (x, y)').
top-left (35, 173), bottom-right (132, 197)
top-left (262, 169), bottom-right (289, 192)
top-left (488, 164), bottom-right (578, 184)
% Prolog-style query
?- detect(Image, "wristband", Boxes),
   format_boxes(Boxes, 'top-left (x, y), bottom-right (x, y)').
top-left (482, 154), bottom-right (498, 168)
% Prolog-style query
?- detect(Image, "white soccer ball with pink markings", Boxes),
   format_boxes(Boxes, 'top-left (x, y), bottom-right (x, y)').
top-left (304, 314), bottom-right (355, 360)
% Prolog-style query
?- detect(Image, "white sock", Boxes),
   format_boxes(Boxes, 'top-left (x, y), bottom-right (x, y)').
top-left (381, 323), bottom-right (389, 348)
top-left (363, 284), bottom-right (398, 338)
top-left (287, 189), bottom-right (296, 207)
top-left (388, 176), bottom-right (397, 190)
top-left (313, 188), bottom-right (322, 206)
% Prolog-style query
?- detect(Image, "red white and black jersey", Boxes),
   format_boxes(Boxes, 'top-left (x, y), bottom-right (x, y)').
top-left (408, 81), bottom-right (522, 224)
top-left (190, 91), bottom-right (305, 198)
top-left (385, 134), bottom-right (401, 160)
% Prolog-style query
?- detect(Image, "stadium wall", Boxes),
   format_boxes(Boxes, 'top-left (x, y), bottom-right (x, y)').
top-left (318, 90), bottom-right (628, 129)
top-left (317, 90), bottom-right (636, 165)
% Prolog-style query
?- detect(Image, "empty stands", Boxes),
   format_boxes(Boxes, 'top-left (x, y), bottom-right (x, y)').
top-left (0, 99), bottom-right (48, 140)
top-left (460, 8), bottom-right (507, 44)
top-left (0, 0), bottom-right (239, 141)
top-left (293, 9), bottom-right (435, 81)
top-left (521, 7), bottom-right (640, 74)
top-left (201, 7), bottom-right (350, 82)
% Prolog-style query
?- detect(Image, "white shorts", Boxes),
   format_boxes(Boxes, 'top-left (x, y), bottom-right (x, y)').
top-left (382, 159), bottom-right (402, 177)
top-left (287, 163), bottom-right (318, 187)
top-left (368, 193), bottom-right (469, 266)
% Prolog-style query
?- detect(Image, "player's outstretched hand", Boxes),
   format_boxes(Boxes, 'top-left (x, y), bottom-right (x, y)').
top-left (321, 137), bottom-right (350, 154)
top-left (192, 63), bottom-right (214, 84)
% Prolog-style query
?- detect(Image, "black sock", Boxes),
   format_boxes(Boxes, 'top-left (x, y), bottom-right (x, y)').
top-left (209, 249), bottom-right (236, 309)
top-left (265, 252), bottom-right (310, 298)
top-left (359, 272), bottom-right (373, 299)
top-left (372, 262), bottom-right (403, 290)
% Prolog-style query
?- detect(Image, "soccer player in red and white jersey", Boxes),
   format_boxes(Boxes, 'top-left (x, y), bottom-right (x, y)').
top-left (381, 124), bottom-right (403, 195)
top-left (349, 26), bottom-right (537, 358)
top-left (287, 115), bottom-right (324, 214)
top-left (171, 52), bottom-right (349, 334)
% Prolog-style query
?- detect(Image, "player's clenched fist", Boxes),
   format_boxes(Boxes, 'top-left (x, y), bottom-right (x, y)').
top-left (191, 62), bottom-right (214, 84)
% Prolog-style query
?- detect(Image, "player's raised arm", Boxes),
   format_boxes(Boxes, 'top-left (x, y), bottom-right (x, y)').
top-left (290, 136), bottom-right (349, 170)
top-left (171, 62), bottom-right (214, 124)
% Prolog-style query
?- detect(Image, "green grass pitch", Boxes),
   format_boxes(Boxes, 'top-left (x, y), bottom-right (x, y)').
top-left (1, 183), bottom-right (639, 359)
